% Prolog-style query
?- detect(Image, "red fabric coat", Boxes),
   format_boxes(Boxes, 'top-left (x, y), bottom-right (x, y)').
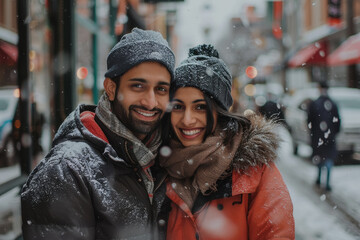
top-left (165, 162), bottom-right (295, 240)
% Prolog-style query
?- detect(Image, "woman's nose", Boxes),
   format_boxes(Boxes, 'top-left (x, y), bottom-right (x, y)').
top-left (182, 109), bottom-right (196, 126)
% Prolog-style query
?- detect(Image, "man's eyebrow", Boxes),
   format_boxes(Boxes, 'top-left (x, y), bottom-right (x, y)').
top-left (129, 78), bottom-right (146, 83)
top-left (158, 81), bottom-right (170, 86)
top-left (128, 79), bottom-right (170, 86)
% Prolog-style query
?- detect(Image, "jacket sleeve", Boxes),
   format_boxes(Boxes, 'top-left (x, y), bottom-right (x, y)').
top-left (21, 152), bottom-right (96, 240)
top-left (247, 163), bottom-right (295, 240)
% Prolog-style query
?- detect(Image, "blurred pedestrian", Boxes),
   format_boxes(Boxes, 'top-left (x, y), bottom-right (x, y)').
top-left (159, 45), bottom-right (295, 239)
top-left (258, 97), bottom-right (288, 128)
top-left (307, 81), bottom-right (341, 191)
top-left (21, 28), bottom-right (175, 239)
top-left (11, 95), bottom-right (44, 160)
top-left (30, 100), bottom-right (45, 156)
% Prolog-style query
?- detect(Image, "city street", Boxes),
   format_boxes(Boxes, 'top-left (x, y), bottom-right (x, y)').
top-left (1, 0), bottom-right (360, 239)
top-left (276, 126), bottom-right (360, 240)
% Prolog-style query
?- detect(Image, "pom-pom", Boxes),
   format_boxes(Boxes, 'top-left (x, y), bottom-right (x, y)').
top-left (188, 44), bottom-right (219, 58)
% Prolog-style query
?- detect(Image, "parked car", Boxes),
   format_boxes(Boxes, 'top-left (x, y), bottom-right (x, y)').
top-left (284, 87), bottom-right (360, 163)
top-left (0, 86), bottom-right (19, 167)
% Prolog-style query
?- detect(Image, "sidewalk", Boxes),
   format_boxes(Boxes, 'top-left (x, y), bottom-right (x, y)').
top-left (277, 126), bottom-right (360, 237)
top-left (325, 165), bottom-right (360, 225)
top-left (0, 165), bottom-right (22, 240)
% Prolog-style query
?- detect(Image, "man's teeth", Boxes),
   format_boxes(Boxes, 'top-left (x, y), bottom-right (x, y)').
top-left (182, 129), bottom-right (201, 136)
top-left (136, 110), bottom-right (156, 117)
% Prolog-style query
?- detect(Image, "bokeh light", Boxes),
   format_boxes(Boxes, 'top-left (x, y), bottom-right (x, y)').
top-left (76, 67), bottom-right (88, 80)
top-left (244, 84), bottom-right (256, 96)
top-left (13, 88), bottom-right (20, 98)
top-left (245, 66), bottom-right (258, 79)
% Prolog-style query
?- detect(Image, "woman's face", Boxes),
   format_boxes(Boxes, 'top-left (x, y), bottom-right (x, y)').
top-left (171, 87), bottom-right (217, 147)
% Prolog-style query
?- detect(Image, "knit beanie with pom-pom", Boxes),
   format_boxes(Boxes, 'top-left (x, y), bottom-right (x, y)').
top-left (105, 28), bottom-right (175, 81)
top-left (173, 44), bottom-right (233, 110)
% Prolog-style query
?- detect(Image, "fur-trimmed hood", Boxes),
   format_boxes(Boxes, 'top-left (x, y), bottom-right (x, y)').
top-left (232, 111), bottom-right (280, 171)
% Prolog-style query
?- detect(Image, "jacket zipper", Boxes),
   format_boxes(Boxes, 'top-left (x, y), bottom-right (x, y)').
top-left (124, 141), bottom-right (159, 239)
top-left (154, 173), bottom-right (167, 192)
top-left (124, 140), bottom-right (152, 201)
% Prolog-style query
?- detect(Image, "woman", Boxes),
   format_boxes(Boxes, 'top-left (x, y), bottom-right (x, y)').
top-left (159, 45), bottom-right (295, 240)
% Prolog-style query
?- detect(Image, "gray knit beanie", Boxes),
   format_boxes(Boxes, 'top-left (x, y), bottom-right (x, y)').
top-left (105, 28), bottom-right (175, 80)
top-left (173, 44), bottom-right (233, 110)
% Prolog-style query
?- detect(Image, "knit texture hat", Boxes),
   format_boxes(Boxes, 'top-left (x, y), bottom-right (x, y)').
top-left (105, 28), bottom-right (175, 80)
top-left (173, 44), bottom-right (233, 110)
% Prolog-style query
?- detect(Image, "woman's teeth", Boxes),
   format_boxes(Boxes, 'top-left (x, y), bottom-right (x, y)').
top-left (182, 129), bottom-right (201, 136)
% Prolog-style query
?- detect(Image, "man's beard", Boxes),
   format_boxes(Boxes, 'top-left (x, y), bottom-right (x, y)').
top-left (112, 100), bottom-right (163, 136)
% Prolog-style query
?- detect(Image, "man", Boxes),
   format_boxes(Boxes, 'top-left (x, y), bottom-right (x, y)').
top-left (21, 28), bottom-right (175, 239)
top-left (307, 81), bottom-right (341, 191)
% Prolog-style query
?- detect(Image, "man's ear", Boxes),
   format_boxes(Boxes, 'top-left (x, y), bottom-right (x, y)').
top-left (104, 78), bottom-right (116, 101)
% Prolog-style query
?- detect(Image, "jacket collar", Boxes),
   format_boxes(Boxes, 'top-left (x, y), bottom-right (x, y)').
top-left (166, 166), bottom-right (264, 215)
top-left (232, 114), bottom-right (280, 172)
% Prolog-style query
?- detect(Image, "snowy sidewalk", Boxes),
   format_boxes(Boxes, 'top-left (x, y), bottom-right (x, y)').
top-left (276, 126), bottom-right (360, 239)
top-left (0, 165), bottom-right (22, 240)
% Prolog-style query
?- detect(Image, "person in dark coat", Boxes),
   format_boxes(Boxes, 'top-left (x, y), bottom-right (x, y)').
top-left (307, 81), bottom-right (341, 191)
top-left (21, 28), bottom-right (175, 239)
top-left (258, 98), bottom-right (288, 127)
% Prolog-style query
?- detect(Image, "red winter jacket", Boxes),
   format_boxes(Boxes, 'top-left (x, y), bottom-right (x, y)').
top-left (165, 162), bottom-right (295, 240)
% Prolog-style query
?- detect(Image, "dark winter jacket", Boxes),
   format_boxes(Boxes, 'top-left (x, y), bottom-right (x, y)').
top-left (160, 115), bottom-right (295, 240)
top-left (21, 104), bottom-right (167, 240)
top-left (259, 100), bottom-right (287, 126)
top-left (307, 95), bottom-right (341, 161)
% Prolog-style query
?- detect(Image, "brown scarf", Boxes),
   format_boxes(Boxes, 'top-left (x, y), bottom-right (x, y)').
top-left (159, 128), bottom-right (242, 208)
top-left (96, 93), bottom-right (161, 203)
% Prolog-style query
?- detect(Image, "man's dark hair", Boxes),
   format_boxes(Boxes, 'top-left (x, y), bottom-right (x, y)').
top-left (109, 76), bottom-right (121, 102)
top-left (319, 81), bottom-right (329, 89)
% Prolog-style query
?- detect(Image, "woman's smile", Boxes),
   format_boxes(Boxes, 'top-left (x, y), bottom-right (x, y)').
top-left (179, 128), bottom-right (204, 139)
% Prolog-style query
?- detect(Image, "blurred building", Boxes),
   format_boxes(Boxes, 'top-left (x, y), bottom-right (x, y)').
top-left (0, 0), bottom-right (17, 87)
top-left (283, 0), bottom-right (360, 90)
top-left (0, 1), bottom-right (182, 238)
top-left (0, 0), bottom-right (182, 141)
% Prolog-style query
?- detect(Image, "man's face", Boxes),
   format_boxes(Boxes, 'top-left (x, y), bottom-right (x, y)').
top-left (104, 62), bottom-right (171, 140)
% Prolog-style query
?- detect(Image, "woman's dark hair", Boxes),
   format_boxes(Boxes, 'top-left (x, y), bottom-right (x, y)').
top-left (211, 98), bottom-right (251, 145)
top-left (161, 92), bottom-right (251, 146)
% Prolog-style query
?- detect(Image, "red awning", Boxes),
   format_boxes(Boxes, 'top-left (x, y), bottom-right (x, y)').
top-left (0, 41), bottom-right (18, 66)
top-left (288, 41), bottom-right (327, 68)
top-left (327, 33), bottom-right (360, 66)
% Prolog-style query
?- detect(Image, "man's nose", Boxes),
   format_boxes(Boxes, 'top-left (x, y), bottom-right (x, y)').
top-left (140, 90), bottom-right (158, 110)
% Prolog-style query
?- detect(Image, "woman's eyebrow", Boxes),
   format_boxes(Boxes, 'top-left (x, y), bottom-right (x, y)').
top-left (172, 99), bottom-right (205, 104)
top-left (192, 99), bottom-right (205, 104)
